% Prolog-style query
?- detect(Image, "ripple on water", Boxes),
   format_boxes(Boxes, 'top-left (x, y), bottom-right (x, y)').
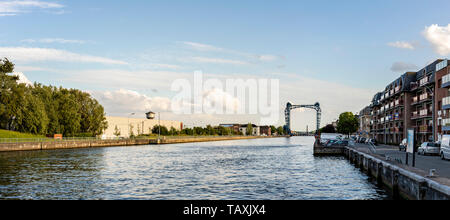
top-left (0, 137), bottom-right (390, 200)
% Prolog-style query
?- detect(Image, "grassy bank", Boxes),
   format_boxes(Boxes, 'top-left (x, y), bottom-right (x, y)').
top-left (0, 129), bottom-right (45, 139)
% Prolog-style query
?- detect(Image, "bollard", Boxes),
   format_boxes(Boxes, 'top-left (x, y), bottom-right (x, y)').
top-left (392, 170), bottom-right (400, 200)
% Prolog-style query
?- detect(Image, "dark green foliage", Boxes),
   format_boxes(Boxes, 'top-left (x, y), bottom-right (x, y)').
top-left (0, 58), bottom-right (108, 137)
top-left (337, 112), bottom-right (358, 137)
top-left (319, 124), bottom-right (336, 133)
top-left (246, 123), bottom-right (253, 136)
top-left (152, 125), bottom-right (169, 136)
top-left (277, 126), bottom-right (285, 135)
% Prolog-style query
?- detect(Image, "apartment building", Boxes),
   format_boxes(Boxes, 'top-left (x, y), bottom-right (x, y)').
top-left (369, 59), bottom-right (447, 145)
top-left (358, 106), bottom-right (372, 138)
top-left (436, 59), bottom-right (450, 140)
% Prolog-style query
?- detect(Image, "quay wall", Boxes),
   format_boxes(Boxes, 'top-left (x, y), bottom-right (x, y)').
top-left (313, 141), bottom-right (344, 155)
top-left (345, 147), bottom-right (450, 200)
top-left (0, 136), bottom-right (285, 152)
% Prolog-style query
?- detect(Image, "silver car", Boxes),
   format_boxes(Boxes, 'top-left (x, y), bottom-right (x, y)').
top-left (418, 142), bottom-right (440, 156)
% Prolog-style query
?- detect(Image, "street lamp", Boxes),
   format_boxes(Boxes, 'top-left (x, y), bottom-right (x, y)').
top-left (146, 111), bottom-right (161, 143)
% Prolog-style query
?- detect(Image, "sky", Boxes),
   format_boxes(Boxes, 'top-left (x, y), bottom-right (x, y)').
top-left (1, 0), bottom-right (449, 131)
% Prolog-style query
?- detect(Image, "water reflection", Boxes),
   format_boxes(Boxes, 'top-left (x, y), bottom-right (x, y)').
top-left (0, 137), bottom-right (390, 200)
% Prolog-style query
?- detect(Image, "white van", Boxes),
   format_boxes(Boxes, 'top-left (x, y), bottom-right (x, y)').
top-left (440, 135), bottom-right (450, 160)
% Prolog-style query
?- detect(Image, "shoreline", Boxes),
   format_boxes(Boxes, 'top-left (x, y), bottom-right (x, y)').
top-left (0, 135), bottom-right (290, 153)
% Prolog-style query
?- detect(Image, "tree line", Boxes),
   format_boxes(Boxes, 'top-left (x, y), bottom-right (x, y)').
top-left (122, 124), bottom-right (287, 137)
top-left (318, 112), bottom-right (358, 137)
top-left (0, 58), bottom-right (108, 137)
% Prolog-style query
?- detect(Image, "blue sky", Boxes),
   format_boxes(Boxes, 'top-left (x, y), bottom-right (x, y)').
top-left (1, 0), bottom-right (449, 130)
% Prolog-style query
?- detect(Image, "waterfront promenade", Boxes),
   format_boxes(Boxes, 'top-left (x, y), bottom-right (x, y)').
top-left (350, 142), bottom-right (450, 182)
top-left (345, 142), bottom-right (450, 200)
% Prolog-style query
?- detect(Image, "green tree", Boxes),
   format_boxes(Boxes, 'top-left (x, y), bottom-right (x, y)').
top-left (270, 125), bottom-right (277, 135)
top-left (0, 58), bottom-right (108, 137)
top-left (246, 123), bottom-right (253, 136)
top-left (206, 125), bottom-right (216, 135)
top-left (152, 125), bottom-right (169, 136)
top-left (337, 112), bottom-right (359, 138)
top-left (169, 127), bottom-right (178, 136)
top-left (216, 126), bottom-right (231, 136)
top-left (277, 126), bottom-right (284, 136)
top-left (320, 124), bottom-right (336, 133)
top-left (18, 93), bottom-right (49, 134)
top-left (114, 125), bottom-right (121, 137)
top-left (129, 124), bottom-right (135, 138)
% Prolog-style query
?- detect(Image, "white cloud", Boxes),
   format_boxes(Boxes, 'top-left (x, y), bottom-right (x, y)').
top-left (190, 57), bottom-right (249, 65)
top-left (181, 41), bottom-right (280, 63)
top-left (12, 72), bottom-right (33, 85)
top-left (255, 55), bottom-right (278, 62)
top-left (387, 41), bottom-right (416, 50)
top-left (423, 24), bottom-right (450, 56)
top-left (21, 38), bottom-right (87, 44)
top-left (0, 47), bottom-right (128, 65)
top-left (90, 89), bottom-right (172, 115)
top-left (203, 88), bottom-right (240, 113)
top-left (182, 41), bottom-right (224, 52)
top-left (146, 63), bottom-right (181, 70)
top-left (0, 0), bottom-right (63, 16)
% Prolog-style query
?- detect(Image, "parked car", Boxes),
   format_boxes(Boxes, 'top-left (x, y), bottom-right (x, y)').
top-left (330, 140), bottom-right (349, 147)
top-left (359, 137), bottom-right (366, 143)
top-left (418, 142), bottom-right (440, 156)
top-left (440, 135), bottom-right (450, 160)
top-left (399, 139), bottom-right (407, 152)
top-left (325, 139), bottom-right (338, 147)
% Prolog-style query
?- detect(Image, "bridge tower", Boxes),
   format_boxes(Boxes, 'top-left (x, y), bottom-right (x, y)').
top-left (285, 102), bottom-right (322, 135)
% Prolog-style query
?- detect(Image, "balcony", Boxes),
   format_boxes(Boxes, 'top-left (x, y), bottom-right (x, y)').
top-left (442, 74), bottom-right (450, 88)
top-left (419, 93), bottom-right (431, 103)
top-left (443, 97), bottom-right (450, 110)
top-left (412, 109), bottom-right (432, 119)
top-left (443, 118), bottom-right (450, 131)
top-left (418, 125), bottom-right (432, 133)
top-left (412, 96), bottom-right (419, 105)
top-left (419, 76), bottom-right (432, 87)
top-left (395, 86), bottom-right (401, 94)
top-left (395, 99), bottom-right (404, 107)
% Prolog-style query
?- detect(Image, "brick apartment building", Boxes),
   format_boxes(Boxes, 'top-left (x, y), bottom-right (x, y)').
top-left (364, 59), bottom-right (449, 145)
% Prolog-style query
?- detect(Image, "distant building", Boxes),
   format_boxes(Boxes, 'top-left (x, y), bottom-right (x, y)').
top-left (102, 116), bottom-right (183, 138)
top-left (259, 126), bottom-right (272, 136)
top-left (239, 124), bottom-right (260, 136)
top-left (219, 124), bottom-right (241, 134)
top-left (358, 106), bottom-right (372, 138)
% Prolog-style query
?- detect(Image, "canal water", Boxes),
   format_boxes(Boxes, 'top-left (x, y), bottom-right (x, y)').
top-left (0, 137), bottom-right (390, 200)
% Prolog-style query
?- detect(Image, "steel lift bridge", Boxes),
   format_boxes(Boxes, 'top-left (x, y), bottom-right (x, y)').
top-left (284, 102), bottom-right (322, 136)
